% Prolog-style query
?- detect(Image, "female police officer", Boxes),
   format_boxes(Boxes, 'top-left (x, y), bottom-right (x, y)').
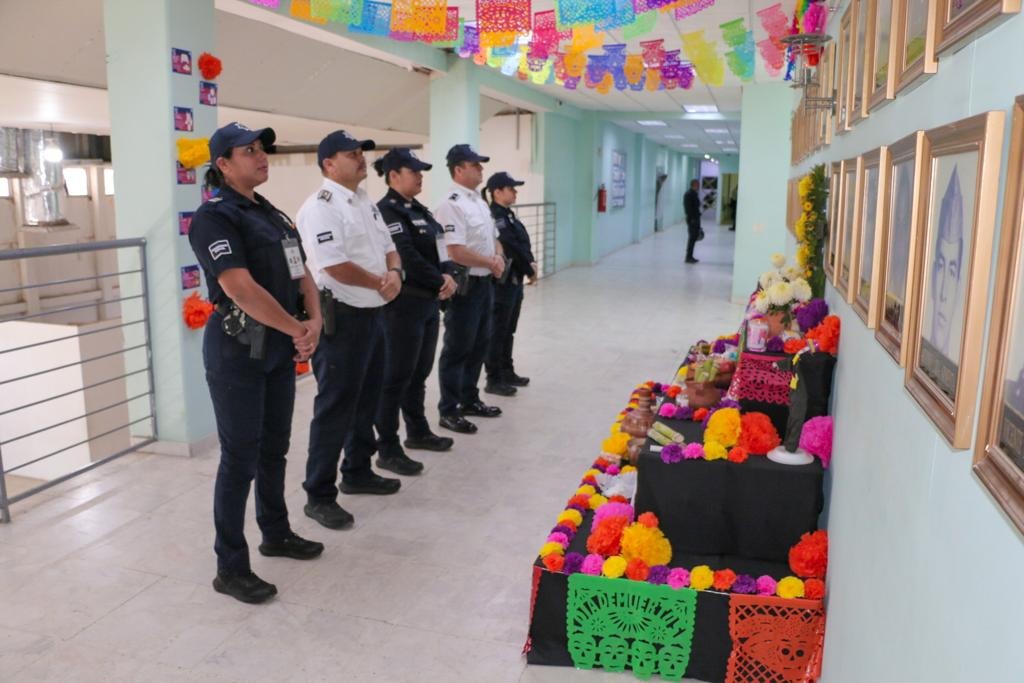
top-left (483, 172), bottom-right (537, 394)
top-left (189, 122), bottom-right (325, 604)
top-left (372, 149), bottom-right (458, 475)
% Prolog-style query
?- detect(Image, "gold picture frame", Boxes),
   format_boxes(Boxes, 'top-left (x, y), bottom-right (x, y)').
top-left (893, 0), bottom-right (938, 95)
top-left (874, 131), bottom-right (927, 366)
top-left (837, 156), bottom-right (863, 304)
top-left (905, 111), bottom-right (1004, 448)
top-left (836, 9), bottom-right (853, 135)
top-left (974, 96), bottom-right (1024, 536)
top-left (826, 161), bottom-right (842, 284)
top-left (867, 0), bottom-right (898, 111)
top-left (853, 146), bottom-right (889, 327)
top-left (819, 41), bottom-right (835, 146)
top-left (935, 0), bottom-right (1020, 56)
top-left (849, 0), bottom-right (871, 124)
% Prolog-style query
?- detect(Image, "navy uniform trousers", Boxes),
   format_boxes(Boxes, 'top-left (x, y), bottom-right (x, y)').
top-left (204, 315), bottom-right (294, 574)
top-left (485, 278), bottom-right (524, 384)
top-left (303, 301), bottom-right (384, 503)
top-left (437, 276), bottom-right (493, 416)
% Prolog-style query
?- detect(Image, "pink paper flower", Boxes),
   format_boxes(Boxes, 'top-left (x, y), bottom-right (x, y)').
top-left (667, 567), bottom-right (691, 589)
top-left (682, 443), bottom-right (705, 460)
top-left (799, 416), bottom-right (833, 468)
top-left (581, 553), bottom-right (605, 575)
top-left (756, 575), bottom-right (778, 596)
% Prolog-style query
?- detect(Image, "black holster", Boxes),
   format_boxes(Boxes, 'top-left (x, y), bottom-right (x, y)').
top-left (320, 288), bottom-right (336, 336)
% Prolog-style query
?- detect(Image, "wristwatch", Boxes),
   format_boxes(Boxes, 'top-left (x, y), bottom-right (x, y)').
top-left (389, 267), bottom-right (406, 282)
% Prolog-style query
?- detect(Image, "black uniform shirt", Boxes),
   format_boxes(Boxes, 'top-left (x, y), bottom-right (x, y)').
top-left (379, 187), bottom-right (456, 295)
top-left (188, 184), bottom-right (305, 314)
top-left (490, 203), bottom-right (536, 280)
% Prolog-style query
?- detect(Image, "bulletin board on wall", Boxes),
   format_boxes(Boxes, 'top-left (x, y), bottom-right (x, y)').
top-left (611, 150), bottom-right (627, 209)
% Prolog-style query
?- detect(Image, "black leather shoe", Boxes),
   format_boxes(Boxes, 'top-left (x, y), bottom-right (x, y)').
top-left (484, 382), bottom-right (517, 396)
top-left (685, 258), bottom-right (699, 264)
top-left (377, 452), bottom-right (424, 476)
top-left (404, 433), bottom-right (454, 451)
top-left (213, 571), bottom-right (277, 604)
top-left (461, 401), bottom-right (502, 417)
top-left (505, 373), bottom-right (530, 387)
top-left (304, 501), bottom-right (355, 530)
top-left (340, 472), bottom-right (401, 495)
top-left (259, 532), bottom-right (324, 560)
top-left (439, 414), bottom-right (478, 434)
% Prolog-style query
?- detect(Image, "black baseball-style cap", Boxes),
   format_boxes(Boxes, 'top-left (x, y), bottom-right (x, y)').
top-left (318, 130), bottom-right (376, 168)
top-left (446, 144), bottom-right (490, 165)
top-left (485, 172), bottom-right (525, 192)
top-left (209, 122), bottom-right (276, 160)
top-left (377, 148), bottom-right (433, 175)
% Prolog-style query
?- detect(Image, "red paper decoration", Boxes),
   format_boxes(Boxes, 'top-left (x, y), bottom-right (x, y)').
top-left (476, 0), bottom-right (531, 36)
top-left (198, 53), bottom-right (222, 80)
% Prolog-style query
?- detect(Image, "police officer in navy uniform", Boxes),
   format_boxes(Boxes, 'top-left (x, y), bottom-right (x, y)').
top-left (189, 122), bottom-right (325, 605)
top-left (372, 149), bottom-right (458, 474)
top-left (483, 172), bottom-right (537, 394)
top-left (434, 144), bottom-right (506, 435)
top-left (298, 130), bottom-right (403, 532)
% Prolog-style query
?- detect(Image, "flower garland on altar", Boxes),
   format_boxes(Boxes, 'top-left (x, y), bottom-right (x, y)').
top-left (795, 164), bottom-right (828, 298)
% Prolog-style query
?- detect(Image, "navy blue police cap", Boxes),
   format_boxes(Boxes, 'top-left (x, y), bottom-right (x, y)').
top-left (378, 148), bottom-right (433, 175)
top-left (209, 122), bottom-right (276, 160)
top-left (318, 130), bottom-right (376, 168)
top-left (485, 172), bottom-right (525, 191)
top-left (446, 144), bottom-right (490, 165)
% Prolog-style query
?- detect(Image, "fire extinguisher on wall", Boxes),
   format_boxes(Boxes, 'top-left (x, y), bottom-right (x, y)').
top-left (597, 184), bottom-right (607, 213)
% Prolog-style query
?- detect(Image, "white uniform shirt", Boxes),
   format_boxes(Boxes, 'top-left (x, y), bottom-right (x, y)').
top-left (434, 183), bottom-right (498, 277)
top-left (296, 178), bottom-right (395, 308)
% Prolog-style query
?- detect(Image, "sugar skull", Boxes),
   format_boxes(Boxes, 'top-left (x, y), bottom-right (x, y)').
top-left (630, 639), bottom-right (658, 680)
top-left (657, 643), bottom-right (691, 681)
top-left (568, 633), bottom-right (598, 669)
top-left (598, 634), bottom-right (629, 672)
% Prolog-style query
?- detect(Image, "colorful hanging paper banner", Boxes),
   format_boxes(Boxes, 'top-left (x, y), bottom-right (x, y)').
top-left (390, 0), bottom-right (447, 34)
top-left (480, 31), bottom-right (518, 48)
top-left (624, 53), bottom-right (646, 83)
top-left (530, 10), bottom-right (571, 57)
top-left (660, 49), bottom-right (682, 89)
top-left (586, 54), bottom-right (611, 82)
top-left (640, 38), bottom-right (665, 67)
top-left (673, 0), bottom-right (715, 19)
top-left (645, 67), bottom-right (660, 90)
top-left (310, 0), bottom-right (348, 20)
top-left (419, 8), bottom-right (461, 43)
top-left (528, 60), bottom-right (554, 84)
top-left (349, 0), bottom-right (391, 34)
top-left (757, 2), bottom-right (789, 77)
top-left (628, 70), bottom-right (646, 90)
top-left (458, 22), bottom-right (481, 57)
top-left (290, 0), bottom-right (330, 22)
top-left (757, 38), bottom-right (785, 76)
top-left (476, 0), bottom-right (532, 34)
top-left (803, 0), bottom-right (827, 33)
top-left (681, 29), bottom-right (725, 86)
top-left (555, 0), bottom-right (616, 30)
top-left (501, 50), bottom-right (523, 75)
top-left (596, 0), bottom-right (637, 31)
top-left (634, 0), bottom-right (678, 11)
top-left (563, 75), bottom-right (581, 90)
top-left (248, 0), bottom-right (280, 7)
top-left (720, 18), bottom-right (755, 81)
top-left (622, 10), bottom-right (658, 39)
top-left (569, 24), bottom-right (604, 53)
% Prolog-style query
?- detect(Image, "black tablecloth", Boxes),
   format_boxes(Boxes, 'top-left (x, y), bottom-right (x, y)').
top-left (737, 351), bottom-right (837, 440)
top-left (634, 418), bottom-right (824, 564)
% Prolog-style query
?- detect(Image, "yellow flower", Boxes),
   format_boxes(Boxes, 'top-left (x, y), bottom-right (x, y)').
top-left (704, 441), bottom-right (728, 460)
top-left (777, 576), bottom-right (806, 599)
top-left (576, 484), bottom-right (596, 497)
top-left (705, 408), bottom-right (741, 448)
top-left (620, 465), bottom-right (637, 473)
top-left (583, 469), bottom-right (600, 479)
top-left (689, 565), bottom-right (714, 590)
top-left (557, 509), bottom-right (583, 527)
top-left (802, 201), bottom-right (813, 212)
top-left (795, 221), bottom-right (806, 242)
top-left (539, 541), bottom-right (565, 558)
top-left (611, 421), bottom-right (623, 435)
top-left (588, 494), bottom-right (608, 510)
top-left (602, 432), bottom-right (631, 456)
top-left (602, 555), bottom-right (628, 578)
top-left (797, 244), bottom-right (811, 266)
top-left (798, 175), bottom-right (813, 198)
top-left (620, 522), bottom-right (673, 566)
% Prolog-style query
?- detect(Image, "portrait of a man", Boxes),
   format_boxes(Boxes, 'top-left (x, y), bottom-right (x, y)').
top-left (928, 165), bottom-right (964, 358)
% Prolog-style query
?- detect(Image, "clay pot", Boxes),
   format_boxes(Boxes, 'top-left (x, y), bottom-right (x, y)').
top-left (765, 311), bottom-right (788, 337)
top-left (620, 387), bottom-right (656, 464)
top-left (686, 380), bottom-right (722, 408)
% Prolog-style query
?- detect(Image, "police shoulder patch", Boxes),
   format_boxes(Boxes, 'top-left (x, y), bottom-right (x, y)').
top-left (208, 239), bottom-right (232, 260)
top-left (208, 196), bottom-right (222, 203)
top-left (387, 222), bottom-right (403, 235)
top-left (317, 189), bottom-right (332, 202)
top-left (443, 224), bottom-right (456, 233)
top-left (449, 193), bottom-right (459, 201)
top-left (317, 231), bottom-right (333, 243)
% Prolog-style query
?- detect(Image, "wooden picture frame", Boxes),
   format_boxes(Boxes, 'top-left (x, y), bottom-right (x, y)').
top-left (905, 111), bottom-right (1004, 448)
top-left (935, 0), bottom-right (1020, 56)
top-left (826, 161), bottom-right (842, 283)
top-left (836, 9), bottom-right (853, 134)
top-left (893, 0), bottom-right (938, 95)
top-left (974, 96), bottom-right (1024, 537)
top-left (874, 131), bottom-right (927, 366)
top-left (867, 0), bottom-right (898, 111)
top-left (837, 156), bottom-right (863, 304)
top-left (819, 41), bottom-right (836, 147)
top-left (849, 0), bottom-right (870, 125)
top-left (853, 146), bottom-right (889, 327)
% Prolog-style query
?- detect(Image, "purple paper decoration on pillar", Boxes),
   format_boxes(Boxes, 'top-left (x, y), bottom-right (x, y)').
top-left (459, 23), bottom-right (481, 57)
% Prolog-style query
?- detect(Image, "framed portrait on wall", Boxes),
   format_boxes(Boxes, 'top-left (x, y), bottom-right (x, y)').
top-left (892, 0), bottom-right (937, 94)
top-left (905, 111), bottom-right (1004, 448)
top-left (825, 161), bottom-right (843, 283)
top-left (975, 96), bottom-right (1024, 536)
top-left (850, 0), bottom-right (870, 125)
top-left (836, 9), bottom-right (853, 134)
top-left (854, 146), bottom-right (889, 327)
top-left (935, 0), bottom-right (1020, 56)
top-left (867, 0), bottom-right (898, 110)
top-left (875, 131), bottom-right (927, 366)
top-left (837, 157), bottom-right (863, 303)
top-left (819, 41), bottom-right (835, 146)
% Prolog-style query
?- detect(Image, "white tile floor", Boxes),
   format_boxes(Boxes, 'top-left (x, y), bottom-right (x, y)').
top-left (0, 223), bottom-right (742, 682)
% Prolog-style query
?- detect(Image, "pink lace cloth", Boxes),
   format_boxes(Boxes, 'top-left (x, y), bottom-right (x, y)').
top-left (729, 352), bottom-right (793, 405)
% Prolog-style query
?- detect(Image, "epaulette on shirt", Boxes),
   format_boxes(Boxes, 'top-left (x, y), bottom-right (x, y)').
top-left (208, 197), bottom-right (222, 203)
top-left (318, 190), bottom-right (332, 202)
top-left (449, 192), bottom-right (459, 201)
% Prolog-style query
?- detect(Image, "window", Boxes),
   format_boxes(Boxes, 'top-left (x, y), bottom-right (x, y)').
top-left (0, 178), bottom-right (9, 198)
top-left (103, 168), bottom-right (114, 196)
top-left (63, 167), bottom-right (89, 197)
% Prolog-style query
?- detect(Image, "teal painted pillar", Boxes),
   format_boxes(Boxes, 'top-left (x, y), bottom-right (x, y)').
top-left (428, 58), bottom-right (481, 205)
top-left (571, 112), bottom-right (599, 264)
top-left (731, 83), bottom-right (796, 302)
top-left (104, 0), bottom-right (217, 450)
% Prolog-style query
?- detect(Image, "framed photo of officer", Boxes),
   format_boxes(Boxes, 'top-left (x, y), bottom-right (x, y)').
top-left (892, 0), bottom-right (937, 94)
top-left (905, 111), bottom-right (1004, 448)
top-left (837, 156), bottom-right (863, 303)
top-left (866, 0), bottom-right (898, 111)
top-left (836, 8), bottom-right (854, 134)
top-left (874, 131), bottom-right (927, 366)
top-left (853, 146), bottom-right (888, 327)
top-left (974, 96), bottom-right (1024, 536)
top-left (935, 0), bottom-right (1020, 56)
top-left (825, 161), bottom-right (842, 284)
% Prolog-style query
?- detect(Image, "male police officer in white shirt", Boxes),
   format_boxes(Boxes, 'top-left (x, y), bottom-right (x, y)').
top-left (297, 130), bottom-right (404, 531)
top-left (433, 144), bottom-right (506, 435)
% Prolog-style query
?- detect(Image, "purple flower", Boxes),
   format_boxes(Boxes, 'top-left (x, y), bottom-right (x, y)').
top-left (719, 399), bottom-right (741, 410)
top-left (652, 382), bottom-right (664, 394)
top-left (732, 574), bottom-right (758, 594)
top-left (796, 298), bottom-right (829, 332)
top-left (648, 565), bottom-right (671, 585)
top-left (552, 524), bottom-right (575, 539)
top-left (566, 503), bottom-right (587, 513)
top-left (661, 443), bottom-right (684, 464)
top-left (563, 552), bottom-right (585, 574)
top-left (676, 406), bottom-right (694, 420)
top-left (712, 339), bottom-right (728, 354)
top-left (766, 336), bottom-right (785, 353)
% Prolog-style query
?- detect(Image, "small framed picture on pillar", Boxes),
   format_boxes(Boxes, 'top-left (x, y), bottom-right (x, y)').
top-left (178, 211), bottom-right (194, 235)
top-left (176, 161), bottom-right (196, 185)
top-left (171, 48), bottom-right (192, 75)
top-left (199, 82), bottom-right (218, 106)
top-left (181, 265), bottom-right (201, 290)
top-left (174, 107), bottom-right (194, 132)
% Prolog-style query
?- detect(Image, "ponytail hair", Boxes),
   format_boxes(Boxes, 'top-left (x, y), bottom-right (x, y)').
top-left (372, 156), bottom-right (387, 178)
top-left (203, 148), bottom-right (233, 190)
top-left (481, 186), bottom-right (491, 205)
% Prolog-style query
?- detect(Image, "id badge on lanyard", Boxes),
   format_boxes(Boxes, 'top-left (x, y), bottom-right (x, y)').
top-left (282, 238), bottom-right (305, 280)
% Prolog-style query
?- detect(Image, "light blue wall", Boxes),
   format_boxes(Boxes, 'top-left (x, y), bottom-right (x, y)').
top-left (793, 9), bottom-right (1024, 683)
top-left (538, 110), bottom-right (585, 271)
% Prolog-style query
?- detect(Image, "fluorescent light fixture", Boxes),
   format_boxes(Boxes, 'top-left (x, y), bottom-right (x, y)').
top-left (703, 153), bottom-right (711, 159)
top-left (684, 104), bottom-right (719, 113)
top-left (664, 134), bottom-right (686, 139)
top-left (723, 147), bottom-right (738, 152)
top-left (679, 144), bottom-right (699, 148)
top-left (636, 120), bottom-right (668, 126)
top-left (42, 139), bottom-right (64, 163)
top-left (704, 128), bottom-right (729, 134)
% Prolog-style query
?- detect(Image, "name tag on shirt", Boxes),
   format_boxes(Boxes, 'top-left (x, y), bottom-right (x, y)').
top-left (282, 238), bottom-right (304, 280)
top-left (412, 219), bottom-right (428, 226)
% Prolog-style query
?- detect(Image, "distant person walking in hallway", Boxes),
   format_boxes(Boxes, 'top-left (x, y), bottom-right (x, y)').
top-left (684, 179), bottom-right (702, 264)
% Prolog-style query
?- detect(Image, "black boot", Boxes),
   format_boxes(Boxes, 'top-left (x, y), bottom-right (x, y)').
top-left (213, 571), bottom-right (277, 604)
